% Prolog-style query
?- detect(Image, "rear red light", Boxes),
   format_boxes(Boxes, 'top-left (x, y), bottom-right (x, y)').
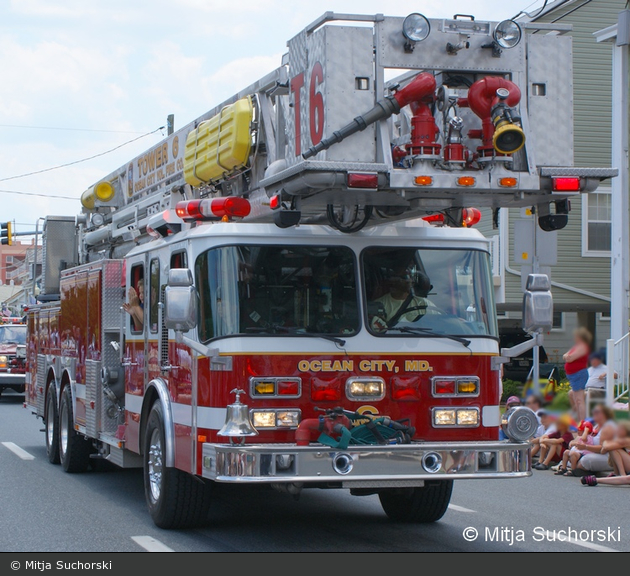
top-left (311, 377), bottom-right (342, 401)
top-left (277, 379), bottom-right (300, 396)
top-left (434, 379), bottom-right (456, 395)
top-left (269, 195), bottom-right (281, 210)
top-left (462, 207), bottom-right (482, 227)
top-left (391, 376), bottom-right (421, 401)
top-left (422, 213), bottom-right (445, 224)
top-left (347, 172), bottom-right (378, 189)
top-left (552, 177), bottom-right (580, 192)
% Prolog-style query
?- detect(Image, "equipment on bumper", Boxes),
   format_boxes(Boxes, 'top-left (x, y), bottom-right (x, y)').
top-left (218, 388), bottom-right (258, 444)
top-left (295, 407), bottom-right (416, 449)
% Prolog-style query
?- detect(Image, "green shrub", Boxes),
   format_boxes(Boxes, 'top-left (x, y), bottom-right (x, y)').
top-left (550, 390), bottom-right (571, 411)
top-left (501, 379), bottom-right (523, 402)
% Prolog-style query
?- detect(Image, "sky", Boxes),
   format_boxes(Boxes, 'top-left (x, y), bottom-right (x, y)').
top-left (0, 0), bottom-right (535, 236)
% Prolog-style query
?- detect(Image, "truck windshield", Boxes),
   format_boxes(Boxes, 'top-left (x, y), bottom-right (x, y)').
top-left (0, 325), bottom-right (26, 345)
top-left (195, 245), bottom-right (359, 341)
top-left (362, 247), bottom-right (498, 338)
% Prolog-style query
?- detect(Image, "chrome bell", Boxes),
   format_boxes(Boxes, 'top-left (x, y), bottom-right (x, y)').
top-left (218, 388), bottom-right (258, 444)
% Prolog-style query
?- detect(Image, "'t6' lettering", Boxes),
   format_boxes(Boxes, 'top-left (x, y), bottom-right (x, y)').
top-left (291, 61), bottom-right (325, 157)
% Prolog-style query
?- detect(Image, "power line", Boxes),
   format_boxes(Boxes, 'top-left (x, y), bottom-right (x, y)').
top-left (0, 123), bottom-right (148, 135)
top-left (0, 126), bottom-right (165, 183)
top-left (0, 189), bottom-right (76, 200)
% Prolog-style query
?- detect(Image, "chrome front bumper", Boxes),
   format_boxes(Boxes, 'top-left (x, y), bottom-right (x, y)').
top-left (201, 441), bottom-right (531, 484)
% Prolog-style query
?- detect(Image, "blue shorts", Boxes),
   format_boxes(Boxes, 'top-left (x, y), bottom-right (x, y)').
top-left (567, 368), bottom-right (588, 392)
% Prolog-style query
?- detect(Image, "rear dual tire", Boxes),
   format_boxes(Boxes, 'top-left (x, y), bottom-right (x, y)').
top-left (58, 386), bottom-right (91, 473)
top-left (45, 387), bottom-right (60, 464)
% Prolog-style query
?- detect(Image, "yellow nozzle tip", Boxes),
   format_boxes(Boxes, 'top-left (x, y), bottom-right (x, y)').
top-left (493, 123), bottom-right (525, 155)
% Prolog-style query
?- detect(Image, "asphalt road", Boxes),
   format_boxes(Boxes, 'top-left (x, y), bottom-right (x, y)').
top-left (1, 391), bottom-right (628, 553)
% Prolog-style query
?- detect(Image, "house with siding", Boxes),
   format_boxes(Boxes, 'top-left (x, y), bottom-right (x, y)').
top-left (482, 0), bottom-right (623, 363)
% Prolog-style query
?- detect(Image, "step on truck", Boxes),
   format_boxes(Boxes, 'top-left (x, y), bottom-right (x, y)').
top-left (25, 12), bottom-right (615, 528)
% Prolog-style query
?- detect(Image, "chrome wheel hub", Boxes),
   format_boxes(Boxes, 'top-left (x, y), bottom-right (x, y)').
top-left (60, 402), bottom-right (68, 457)
top-left (147, 428), bottom-right (163, 502)
top-left (46, 401), bottom-right (54, 447)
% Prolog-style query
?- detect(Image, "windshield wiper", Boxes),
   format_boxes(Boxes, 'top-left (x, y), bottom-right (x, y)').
top-left (272, 326), bottom-right (347, 347)
top-left (387, 326), bottom-right (471, 348)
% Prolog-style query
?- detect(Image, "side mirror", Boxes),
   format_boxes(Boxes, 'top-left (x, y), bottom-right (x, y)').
top-left (522, 273), bottom-right (553, 333)
top-left (164, 268), bottom-right (197, 333)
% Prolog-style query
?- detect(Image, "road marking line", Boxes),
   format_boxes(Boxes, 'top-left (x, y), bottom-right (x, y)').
top-left (565, 538), bottom-right (617, 553)
top-left (131, 536), bottom-right (175, 552)
top-left (1, 442), bottom-right (35, 460)
top-left (448, 504), bottom-right (476, 513)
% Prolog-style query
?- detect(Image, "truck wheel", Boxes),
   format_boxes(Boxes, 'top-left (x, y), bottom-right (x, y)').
top-left (378, 480), bottom-right (453, 523)
top-left (45, 387), bottom-right (60, 464)
top-left (143, 402), bottom-right (212, 529)
top-left (59, 386), bottom-right (91, 473)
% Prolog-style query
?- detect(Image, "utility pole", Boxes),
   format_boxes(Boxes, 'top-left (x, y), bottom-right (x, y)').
top-left (32, 218), bottom-right (44, 304)
top-left (167, 114), bottom-right (174, 136)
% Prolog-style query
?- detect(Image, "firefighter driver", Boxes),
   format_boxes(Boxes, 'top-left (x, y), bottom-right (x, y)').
top-left (371, 263), bottom-right (434, 332)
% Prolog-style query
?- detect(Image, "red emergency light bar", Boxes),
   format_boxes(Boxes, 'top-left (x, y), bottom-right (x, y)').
top-left (175, 197), bottom-right (251, 222)
top-left (422, 208), bottom-right (482, 228)
top-left (462, 207), bottom-right (482, 227)
top-left (552, 177), bottom-right (581, 192)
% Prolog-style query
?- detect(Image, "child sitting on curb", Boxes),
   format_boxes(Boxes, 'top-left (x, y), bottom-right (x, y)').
top-left (534, 414), bottom-right (574, 470)
top-left (554, 420), bottom-right (593, 476)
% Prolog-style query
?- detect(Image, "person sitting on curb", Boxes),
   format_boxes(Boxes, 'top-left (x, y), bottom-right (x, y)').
top-left (572, 405), bottom-right (617, 477)
top-left (530, 409), bottom-right (556, 461)
top-left (534, 414), bottom-right (574, 470)
top-left (554, 420), bottom-right (593, 476)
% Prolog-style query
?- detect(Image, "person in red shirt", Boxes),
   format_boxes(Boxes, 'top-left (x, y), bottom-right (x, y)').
top-left (563, 327), bottom-right (592, 422)
top-left (533, 415), bottom-right (575, 470)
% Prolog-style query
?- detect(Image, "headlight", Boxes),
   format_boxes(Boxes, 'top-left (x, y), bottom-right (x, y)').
top-left (277, 410), bottom-right (300, 427)
top-left (433, 409), bottom-right (457, 426)
top-left (494, 20), bottom-right (522, 49)
top-left (433, 408), bottom-right (480, 427)
top-left (252, 411), bottom-right (276, 428)
top-left (251, 409), bottom-right (301, 429)
top-left (346, 377), bottom-right (385, 401)
top-left (457, 409), bottom-right (479, 426)
top-left (402, 13), bottom-right (431, 43)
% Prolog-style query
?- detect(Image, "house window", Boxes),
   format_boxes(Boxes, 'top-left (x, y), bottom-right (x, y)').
top-left (551, 311), bottom-right (564, 331)
top-left (583, 190), bottom-right (611, 256)
top-left (5, 256), bottom-right (13, 264)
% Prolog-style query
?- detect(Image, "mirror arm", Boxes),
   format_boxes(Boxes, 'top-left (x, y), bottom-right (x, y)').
top-left (492, 332), bottom-right (544, 370)
top-left (175, 331), bottom-right (230, 365)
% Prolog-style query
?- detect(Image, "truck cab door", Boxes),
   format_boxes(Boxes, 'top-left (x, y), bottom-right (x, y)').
top-left (123, 256), bottom-right (146, 452)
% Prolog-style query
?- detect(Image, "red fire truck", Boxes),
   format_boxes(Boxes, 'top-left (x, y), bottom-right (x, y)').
top-left (25, 12), bottom-right (614, 528)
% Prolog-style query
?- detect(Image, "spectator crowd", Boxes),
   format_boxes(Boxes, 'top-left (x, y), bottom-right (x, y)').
top-left (510, 328), bottom-right (630, 489)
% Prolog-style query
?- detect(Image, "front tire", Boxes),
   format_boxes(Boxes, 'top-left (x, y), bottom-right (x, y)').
top-left (45, 387), bottom-right (60, 464)
top-left (379, 480), bottom-right (453, 523)
top-left (59, 386), bottom-right (91, 473)
top-left (143, 402), bottom-right (212, 529)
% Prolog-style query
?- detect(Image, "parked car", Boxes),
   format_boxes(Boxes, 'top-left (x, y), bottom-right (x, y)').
top-left (0, 324), bottom-right (26, 397)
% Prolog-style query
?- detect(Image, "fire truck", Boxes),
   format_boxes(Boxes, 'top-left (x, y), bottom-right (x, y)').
top-left (25, 12), bottom-right (615, 528)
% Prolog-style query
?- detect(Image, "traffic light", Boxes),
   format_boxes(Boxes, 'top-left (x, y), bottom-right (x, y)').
top-left (1, 222), bottom-right (13, 245)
